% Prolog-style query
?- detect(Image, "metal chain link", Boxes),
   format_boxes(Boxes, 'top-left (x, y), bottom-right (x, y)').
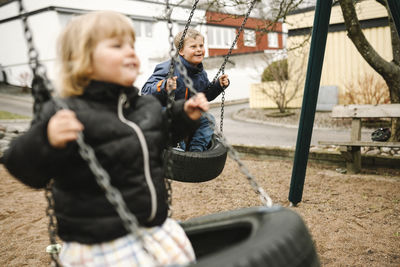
top-left (165, 0), bottom-right (176, 216)
top-left (18, 2), bottom-right (64, 266)
top-left (164, 0), bottom-right (200, 215)
top-left (220, 90), bottom-right (225, 132)
top-left (19, 1), bottom-right (56, 120)
top-left (208, 0), bottom-right (258, 88)
top-left (173, 55), bottom-right (273, 207)
top-left (75, 134), bottom-right (161, 264)
top-left (177, 0), bottom-right (200, 53)
top-left (44, 182), bottom-right (62, 267)
top-left (206, 0), bottom-right (258, 132)
top-left (166, 0), bottom-right (199, 79)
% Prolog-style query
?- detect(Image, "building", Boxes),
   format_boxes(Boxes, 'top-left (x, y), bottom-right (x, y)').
top-left (205, 10), bottom-right (284, 57)
top-left (250, 0), bottom-right (392, 109)
top-left (0, 0), bottom-right (285, 103)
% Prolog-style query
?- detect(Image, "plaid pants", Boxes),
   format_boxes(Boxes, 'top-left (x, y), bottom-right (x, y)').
top-left (59, 218), bottom-right (195, 267)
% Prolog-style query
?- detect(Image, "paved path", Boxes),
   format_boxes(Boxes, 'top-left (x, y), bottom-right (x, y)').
top-left (0, 93), bottom-right (33, 117)
top-left (0, 93), bottom-right (371, 147)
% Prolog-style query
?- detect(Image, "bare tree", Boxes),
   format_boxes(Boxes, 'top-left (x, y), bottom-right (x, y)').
top-left (339, 0), bottom-right (400, 141)
top-left (260, 49), bottom-right (307, 112)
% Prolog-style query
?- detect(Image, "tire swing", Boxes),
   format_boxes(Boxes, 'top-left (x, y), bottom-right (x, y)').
top-left (182, 207), bottom-right (319, 267)
top-left (163, 0), bottom-right (255, 183)
top-left (17, 1), bottom-right (320, 266)
top-left (163, 134), bottom-right (227, 182)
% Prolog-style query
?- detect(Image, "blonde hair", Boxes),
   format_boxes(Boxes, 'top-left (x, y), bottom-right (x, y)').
top-left (174, 28), bottom-right (203, 51)
top-left (57, 11), bottom-right (136, 97)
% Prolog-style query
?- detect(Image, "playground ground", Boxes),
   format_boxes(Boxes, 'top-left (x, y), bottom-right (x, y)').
top-left (1, 156), bottom-right (399, 266)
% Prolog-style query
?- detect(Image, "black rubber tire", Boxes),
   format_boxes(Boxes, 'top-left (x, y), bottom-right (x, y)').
top-left (164, 135), bottom-right (228, 182)
top-left (181, 206), bottom-right (320, 267)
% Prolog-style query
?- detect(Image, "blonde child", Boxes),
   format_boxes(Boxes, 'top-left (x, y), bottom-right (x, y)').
top-left (3, 11), bottom-right (208, 266)
top-left (142, 28), bottom-right (229, 152)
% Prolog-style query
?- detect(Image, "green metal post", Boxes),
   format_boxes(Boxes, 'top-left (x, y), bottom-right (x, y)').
top-left (387, 0), bottom-right (400, 36)
top-left (288, 0), bottom-right (333, 205)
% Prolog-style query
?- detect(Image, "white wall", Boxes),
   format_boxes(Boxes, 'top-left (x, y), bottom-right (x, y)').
top-left (204, 51), bottom-right (285, 103)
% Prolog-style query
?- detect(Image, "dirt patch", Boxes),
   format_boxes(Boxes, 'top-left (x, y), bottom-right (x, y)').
top-left (1, 157), bottom-right (400, 266)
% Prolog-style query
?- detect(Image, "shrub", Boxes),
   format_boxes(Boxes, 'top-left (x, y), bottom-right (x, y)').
top-left (344, 73), bottom-right (390, 105)
top-left (261, 59), bottom-right (288, 82)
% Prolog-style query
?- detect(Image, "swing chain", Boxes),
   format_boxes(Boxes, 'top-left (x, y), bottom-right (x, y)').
top-left (166, 2), bottom-right (176, 80)
top-left (220, 90), bottom-right (225, 132)
top-left (177, 0), bottom-right (200, 53)
top-left (76, 135), bottom-right (142, 234)
top-left (208, 0), bottom-right (258, 88)
top-left (45, 182), bottom-right (62, 267)
top-left (18, 0), bottom-right (56, 120)
top-left (17, 2), bottom-right (64, 265)
top-left (166, 0), bottom-right (199, 79)
top-left (19, 3), bottom-right (47, 82)
top-left (206, 0), bottom-right (258, 133)
top-left (172, 44), bottom-right (273, 208)
top-left (164, 0), bottom-right (176, 215)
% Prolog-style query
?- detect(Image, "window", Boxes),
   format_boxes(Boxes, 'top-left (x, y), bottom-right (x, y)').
top-left (268, 32), bottom-right (279, 48)
top-left (207, 26), bottom-right (236, 49)
top-left (244, 29), bottom-right (256, 47)
top-left (133, 21), bottom-right (153, 38)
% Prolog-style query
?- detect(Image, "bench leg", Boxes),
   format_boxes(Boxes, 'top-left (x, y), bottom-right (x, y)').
top-left (339, 146), bottom-right (361, 174)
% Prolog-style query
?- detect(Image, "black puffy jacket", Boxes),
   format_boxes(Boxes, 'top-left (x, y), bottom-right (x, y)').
top-left (3, 81), bottom-right (199, 244)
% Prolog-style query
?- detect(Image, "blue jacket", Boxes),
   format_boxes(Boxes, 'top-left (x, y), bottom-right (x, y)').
top-left (141, 56), bottom-right (225, 105)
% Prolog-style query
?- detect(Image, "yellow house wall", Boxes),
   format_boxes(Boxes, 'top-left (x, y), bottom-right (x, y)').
top-left (250, 81), bottom-right (304, 109)
top-left (252, 0), bottom-right (391, 109)
top-left (286, 0), bottom-right (388, 30)
top-left (321, 26), bottom-right (391, 102)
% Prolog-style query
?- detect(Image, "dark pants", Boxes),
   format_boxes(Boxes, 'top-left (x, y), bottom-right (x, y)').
top-left (179, 114), bottom-right (215, 152)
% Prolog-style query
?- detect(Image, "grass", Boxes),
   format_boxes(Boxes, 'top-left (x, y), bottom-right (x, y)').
top-left (0, 110), bottom-right (30, 120)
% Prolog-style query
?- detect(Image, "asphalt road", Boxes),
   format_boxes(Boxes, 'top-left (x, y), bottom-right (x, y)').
top-left (0, 93), bottom-right (33, 117)
top-left (0, 93), bottom-right (368, 147)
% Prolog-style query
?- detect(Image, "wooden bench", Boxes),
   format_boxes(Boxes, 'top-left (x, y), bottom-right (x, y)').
top-left (318, 104), bottom-right (400, 173)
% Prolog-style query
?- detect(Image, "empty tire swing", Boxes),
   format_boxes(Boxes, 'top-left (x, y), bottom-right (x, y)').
top-left (164, 134), bottom-right (228, 182)
top-left (182, 206), bottom-right (319, 267)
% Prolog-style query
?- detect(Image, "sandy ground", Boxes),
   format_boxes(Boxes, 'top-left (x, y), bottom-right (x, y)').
top-left (1, 156), bottom-right (400, 266)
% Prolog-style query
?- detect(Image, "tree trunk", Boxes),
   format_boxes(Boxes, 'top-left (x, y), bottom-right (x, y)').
top-left (391, 118), bottom-right (400, 141)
